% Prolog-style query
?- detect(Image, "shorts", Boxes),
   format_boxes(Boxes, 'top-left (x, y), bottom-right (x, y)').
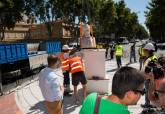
top-left (72, 71), bottom-right (87, 86)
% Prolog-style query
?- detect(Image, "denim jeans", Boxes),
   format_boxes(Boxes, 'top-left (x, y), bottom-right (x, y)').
top-left (116, 56), bottom-right (122, 68)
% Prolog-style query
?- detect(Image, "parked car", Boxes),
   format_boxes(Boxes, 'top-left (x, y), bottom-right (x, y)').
top-left (122, 39), bottom-right (129, 44)
top-left (69, 42), bottom-right (79, 49)
top-left (118, 37), bottom-right (129, 44)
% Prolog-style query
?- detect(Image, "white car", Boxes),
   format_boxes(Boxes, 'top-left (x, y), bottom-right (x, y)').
top-left (69, 42), bottom-right (79, 49)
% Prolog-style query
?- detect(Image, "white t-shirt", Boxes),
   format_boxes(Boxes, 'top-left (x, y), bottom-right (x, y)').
top-left (39, 67), bottom-right (64, 102)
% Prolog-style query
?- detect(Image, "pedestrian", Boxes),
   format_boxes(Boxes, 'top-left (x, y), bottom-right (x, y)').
top-left (130, 42), bottom-right (136, 63)
top-left (60, 45), bottom-right (72, 96)
top-left (138, 43), bottom-right (145, 70)
top-left (79, 66), bottom-right (145, 114)
top-left (105, 46), bottom-right (108, 59)
top-left (110, 43), bottom-right (115, 59)
top-left (153, 42), bottom-right (158, 52)
top-left (69, 48), bottom-right (87, 104)
top-left (115, 41), bottom-right (123, 68)
top-left (39, 55), bottom-right (64, 114)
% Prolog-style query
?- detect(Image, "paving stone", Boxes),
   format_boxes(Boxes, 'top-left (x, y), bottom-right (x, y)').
top-left (0, 93), bottom-right (23, 114)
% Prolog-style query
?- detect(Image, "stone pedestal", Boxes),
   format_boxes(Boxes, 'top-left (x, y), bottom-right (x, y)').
top-left (87, 79), bottom-right (111, 94)
top-left (83, 49), bottom-right (110, 93)
top-left (83, 49), bottom-right (106, 79)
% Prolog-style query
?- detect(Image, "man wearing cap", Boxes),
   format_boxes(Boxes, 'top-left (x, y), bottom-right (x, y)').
top-left (143, 43), bottom-right (157, 69)
top-left (60, 45), bottom-right (72, 96)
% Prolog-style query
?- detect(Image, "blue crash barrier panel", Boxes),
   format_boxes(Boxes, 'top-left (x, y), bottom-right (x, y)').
top-left (0, 43), bottom-right (28, 64)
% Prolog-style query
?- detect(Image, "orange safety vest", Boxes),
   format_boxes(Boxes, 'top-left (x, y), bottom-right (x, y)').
top-left (60, 53), bottom-right (70, 72)
top-left (69, 56), bottom-right (84, 74)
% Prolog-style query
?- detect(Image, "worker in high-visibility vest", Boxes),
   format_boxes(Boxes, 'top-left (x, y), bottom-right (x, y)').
top-left (115, 42), bottom-right (123, 68)
top-left (143, 43), bottom-right (157, 69)
top-left (138, 43), bottom-right (145, 70)
top-left (69, 48), bottom-right (87, 104)
top-left (60, 45), bottom-right (72, 96)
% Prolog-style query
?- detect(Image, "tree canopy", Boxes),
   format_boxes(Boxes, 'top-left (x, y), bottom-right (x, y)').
top-left (145, 0), bottom-right (165, 41)
top-left (0, 0), bottom-right (149, 41)
top-left (0, 0), bottom-right (26, 40)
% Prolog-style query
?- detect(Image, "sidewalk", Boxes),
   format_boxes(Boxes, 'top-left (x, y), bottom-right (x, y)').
top-left (0, 93), bottom-right (23, 114)
top-left (1, 58), bottom-right (145, 114)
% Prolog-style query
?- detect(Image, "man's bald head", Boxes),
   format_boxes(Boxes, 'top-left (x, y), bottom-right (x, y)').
top-left (47, 54), bottom-right (59, 67)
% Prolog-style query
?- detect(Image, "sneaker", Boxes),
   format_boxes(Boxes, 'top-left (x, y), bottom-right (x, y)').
top-left (64, 91), bottom-right (72, 97)
top-left (68, 89), bottom-right (73, 93)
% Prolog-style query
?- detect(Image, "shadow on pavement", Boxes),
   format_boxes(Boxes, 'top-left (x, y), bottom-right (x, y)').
top-left (107, 68), bottom-right (118, 72)
top-left (64, 88), bottom-right (83, 114)
top-left (126, 62), bottom-right (138, 66)
top-left (63, 97), bottom-right (81, 114)
top-left (28, 101), bottom-right (48, 114)
top-left (27, 88), bottom-right (84, 114)
top-left (105, 58), bottom-right (112, 61)
top-left (126, 62), bottom-right (132, 66)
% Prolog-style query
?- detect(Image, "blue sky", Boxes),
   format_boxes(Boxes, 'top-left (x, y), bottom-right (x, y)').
top-left (114, 0), bottom-right (150, 26)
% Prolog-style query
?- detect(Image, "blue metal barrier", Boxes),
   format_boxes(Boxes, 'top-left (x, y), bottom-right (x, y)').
top-left (0, 43), bottom-right (28, 64)
top-left (40, 41), bottom-right (61, 54)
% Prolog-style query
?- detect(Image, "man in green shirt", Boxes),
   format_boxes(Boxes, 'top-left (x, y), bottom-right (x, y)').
top-left (79, 66), bottom-right (145, 114)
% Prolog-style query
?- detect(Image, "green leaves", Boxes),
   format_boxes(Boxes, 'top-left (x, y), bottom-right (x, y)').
top-left (0, 0), bottom-right (26, 40)
top-left (145, 0), bottom-right (165, 41)
top-left (96, 0), bottom-right (148, 39)
top-left (0, 0), bottom-right (149, 41)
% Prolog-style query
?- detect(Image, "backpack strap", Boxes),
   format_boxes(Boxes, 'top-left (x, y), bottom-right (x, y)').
top-left (94, 94), bottom-right (102, 114)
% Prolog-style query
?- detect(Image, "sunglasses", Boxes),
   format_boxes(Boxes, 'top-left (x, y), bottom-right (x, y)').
top-left (133, 89), bottom-right (145, 95)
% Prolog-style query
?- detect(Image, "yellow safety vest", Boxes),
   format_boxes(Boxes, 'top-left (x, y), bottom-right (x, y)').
top-left (150, 55), bottom-right (157, 61)
top-left (139, 47), bottom-right (145, 57)
top-left (115, 45), bottom-right (123, 56)
top-left (144, 55), bottom-right (157, 66)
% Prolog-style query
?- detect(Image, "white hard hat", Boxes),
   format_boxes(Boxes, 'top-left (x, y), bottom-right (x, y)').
top-left (144, 43), bottom-right (155, 51)
top-left (62, 45), bottom-right (70, 50)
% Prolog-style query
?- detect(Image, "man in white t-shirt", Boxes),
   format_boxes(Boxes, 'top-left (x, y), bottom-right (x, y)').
top-left (39, 55), bottom-right (64, 114)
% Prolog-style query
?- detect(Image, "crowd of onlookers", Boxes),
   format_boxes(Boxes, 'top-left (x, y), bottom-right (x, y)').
top-left (38, 41), bottom-right (165, 114)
